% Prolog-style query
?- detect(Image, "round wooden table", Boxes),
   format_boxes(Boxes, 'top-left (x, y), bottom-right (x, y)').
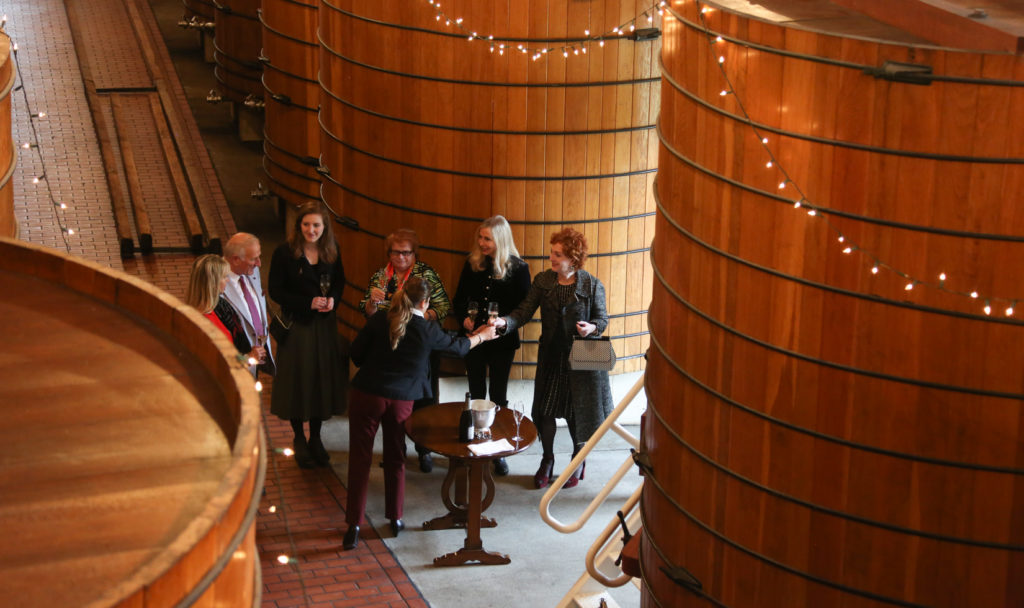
top-left (406, 402), bottom-right (537, 566)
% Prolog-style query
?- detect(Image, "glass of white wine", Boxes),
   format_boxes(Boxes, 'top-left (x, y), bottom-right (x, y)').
top-left (487, 301), bottom-right (500, 323)
top-left (510, 401), bottom-right (525, 443)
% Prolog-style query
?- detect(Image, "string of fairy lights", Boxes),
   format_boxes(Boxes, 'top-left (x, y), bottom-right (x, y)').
top-left (424, 0), bottom-right (667, 59)
top-left (418, 0), bottom-right (1019, 318)
top-left (2, 17), bottom-right (74, 252)
top-left (683, 1), bottom-right (1020, 318)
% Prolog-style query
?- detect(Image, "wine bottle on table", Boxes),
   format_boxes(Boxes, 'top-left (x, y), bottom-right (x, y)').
top-left (458, 392), bottom-right (474, 442)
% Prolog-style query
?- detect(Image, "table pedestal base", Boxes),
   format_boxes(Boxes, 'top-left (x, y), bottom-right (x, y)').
top-left (433, 547), bottom-right (510, 567)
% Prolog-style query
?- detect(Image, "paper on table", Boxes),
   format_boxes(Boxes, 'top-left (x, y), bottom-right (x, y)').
top-left (467, 438), bottom-right (515, 456)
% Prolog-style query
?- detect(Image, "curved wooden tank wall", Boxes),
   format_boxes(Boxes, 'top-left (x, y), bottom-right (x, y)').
top-left (214, 0), bottom-right (263, 103)
top-left (319, 0), bottom-right (660, 376)
top-left (182, 0), bottom-right (216, 23)
top-left (0, 33), bottom-right (15, 238)
top-left (0, 238), bottom-right (265, 608)
top-left (645, 2), bottom-right (1024, 607)
top-left (261, 0), bottom-right (322, 205)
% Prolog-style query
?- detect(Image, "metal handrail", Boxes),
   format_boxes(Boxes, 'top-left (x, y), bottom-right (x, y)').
top-left (539, 373), bottom-right (644, 533)
top-left (584, 487), bottom-right (642, 587)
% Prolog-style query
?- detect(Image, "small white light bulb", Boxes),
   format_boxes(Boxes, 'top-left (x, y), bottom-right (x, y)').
top-left (276, 555), bottom-right (289, 565)
top-left (842, 247), bottom-right (852, 254)
top-left (283, 447), bottom-right (295, 457)
top-left (938, 272), bottom-right (946, 281)
top-left (254, 380), bottom-right (263, 392)
top-left (268, 505), bottom-right (277, 513)
top-left (905, 282), bottom-right (914, 291)
top-left (761, 137), bottom-right (768, 144)
top-left (778, 181), bottom-right (786, 190)
top-left (871, 266), bottom-right (879, 275)
top-left (984, 304), bottom-right (992, 315)
top-left (718, 56), bottom-right (725, 63)
top-left (970, 291), bottom-right (979, 299)
top-left (766, 161), bottom-right (772, 168)
top-left (807, 209), bottom-right (816, 216)
top-left (1006, 307), bottom-right (1014, 317)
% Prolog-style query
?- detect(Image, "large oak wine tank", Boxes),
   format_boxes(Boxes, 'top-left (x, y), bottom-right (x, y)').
top-left (319, 0), bottom-right (661, 375)
top-left (261, 0), bottom-right (321, 206)
top-left (644, 1), bottom-right (1024, 606)
top-left (0, 238), bottom-right (265, 607)
top-left (214, 0), bottom-right (262, 104)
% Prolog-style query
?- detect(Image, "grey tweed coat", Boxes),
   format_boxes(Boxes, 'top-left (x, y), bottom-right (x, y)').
top-left (504, 268), bottom-right (613, 443)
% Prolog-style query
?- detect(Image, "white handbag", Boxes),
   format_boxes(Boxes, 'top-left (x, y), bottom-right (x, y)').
top-left (568, 337), bottom-right (616, 371)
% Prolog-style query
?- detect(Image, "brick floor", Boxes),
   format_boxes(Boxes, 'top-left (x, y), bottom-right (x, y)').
top-left (5, 0), bottom-right (425, 605)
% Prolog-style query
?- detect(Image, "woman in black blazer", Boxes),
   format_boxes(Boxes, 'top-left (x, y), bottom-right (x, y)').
top-left (344, 276), bottom-right (495, 550)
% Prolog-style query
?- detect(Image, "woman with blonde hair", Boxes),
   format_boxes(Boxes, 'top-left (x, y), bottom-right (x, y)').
top-left (186, 254), bottom-right (265, 363)
top-left (452, 215), bottom-right (531, 475)
top-left (344, 276), bottom-right (495, 550)
top-left (490, 228), bottom-right (612, 489)
top-left (268, 202), bottom-right (346, 469)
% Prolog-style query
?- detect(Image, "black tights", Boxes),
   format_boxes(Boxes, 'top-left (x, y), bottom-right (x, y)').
top-left (536, 414), bottom-right (582, 459)
top-left (291, 418), bottom-right (323, 443)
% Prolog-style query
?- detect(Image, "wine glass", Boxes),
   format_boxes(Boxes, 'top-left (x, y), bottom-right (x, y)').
top-left (509, 401), bottom-right (525, 443)
top-left (467, 300), bottom-right (479, 321)
top-left (487, 301), bottom-right (500, 323)
top-left (319, 274), bottom-right (331, 297)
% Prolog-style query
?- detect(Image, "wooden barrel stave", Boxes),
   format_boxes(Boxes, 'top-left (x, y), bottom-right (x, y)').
top-left (0, 33), bottom-right (14, 238)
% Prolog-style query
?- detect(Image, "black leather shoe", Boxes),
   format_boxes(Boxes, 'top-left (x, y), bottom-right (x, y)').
top-left (293, 437), bottom-right (315, 469)
top-left (343, 525), bottom-right (360, 550)
top-left (418, 452), bottom-right (433, 473)
top-left (389, 519), bottom-right (405, 537)
top-left (493, 457), bottom-right (509, 476)
top-left (308, 438), bottom-right (330, 466)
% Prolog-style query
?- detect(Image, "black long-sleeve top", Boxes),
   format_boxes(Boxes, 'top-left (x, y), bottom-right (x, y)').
top-left (268, 243), bottom-right (345, 324)
top-left (451, 256), bottom-right (531, 350)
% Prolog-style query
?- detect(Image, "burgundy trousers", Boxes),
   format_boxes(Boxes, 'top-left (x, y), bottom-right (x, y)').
top-left (346, 387), bottom-right (413, 527)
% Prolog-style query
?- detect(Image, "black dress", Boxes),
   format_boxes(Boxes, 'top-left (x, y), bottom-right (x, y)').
top-left (268, 243), bottom-right (346, 422)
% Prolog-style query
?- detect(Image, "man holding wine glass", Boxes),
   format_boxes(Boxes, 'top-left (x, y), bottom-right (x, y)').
top-left (223, 232), bottom-right (275, 376)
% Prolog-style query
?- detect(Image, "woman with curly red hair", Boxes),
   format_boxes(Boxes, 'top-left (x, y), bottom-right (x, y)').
top-left (491, 227), bottom-right (613, 489)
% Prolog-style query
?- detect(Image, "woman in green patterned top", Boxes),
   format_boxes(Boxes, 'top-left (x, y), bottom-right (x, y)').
top-left (358, 228), bottom-right (450, 323)
top-left (357, 228), bottom-right (452, 472)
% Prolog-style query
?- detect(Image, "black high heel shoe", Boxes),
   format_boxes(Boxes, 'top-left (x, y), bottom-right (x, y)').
top-left (293, 437), bottom-right (315, 469)
top-left (308, 437), bottom-right (330, 467)
top-left (343, 525), bottom-right (360, 550)
top-left (563, 461), bottom-right (586, 488)
top-left (390, 519), bottom-right (405, 537)
top-left (533, 455), bottom-right (555, 489)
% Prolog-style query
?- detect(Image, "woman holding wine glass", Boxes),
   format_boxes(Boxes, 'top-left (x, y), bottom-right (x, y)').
top-left (268, 201), bottom-right (347, 469)
top-left (452, 215), bottom-right (531, 476)
top-left (489, 227), bottom-right (612, 489)
top-left (357, 228), bottom-right (451, 473)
